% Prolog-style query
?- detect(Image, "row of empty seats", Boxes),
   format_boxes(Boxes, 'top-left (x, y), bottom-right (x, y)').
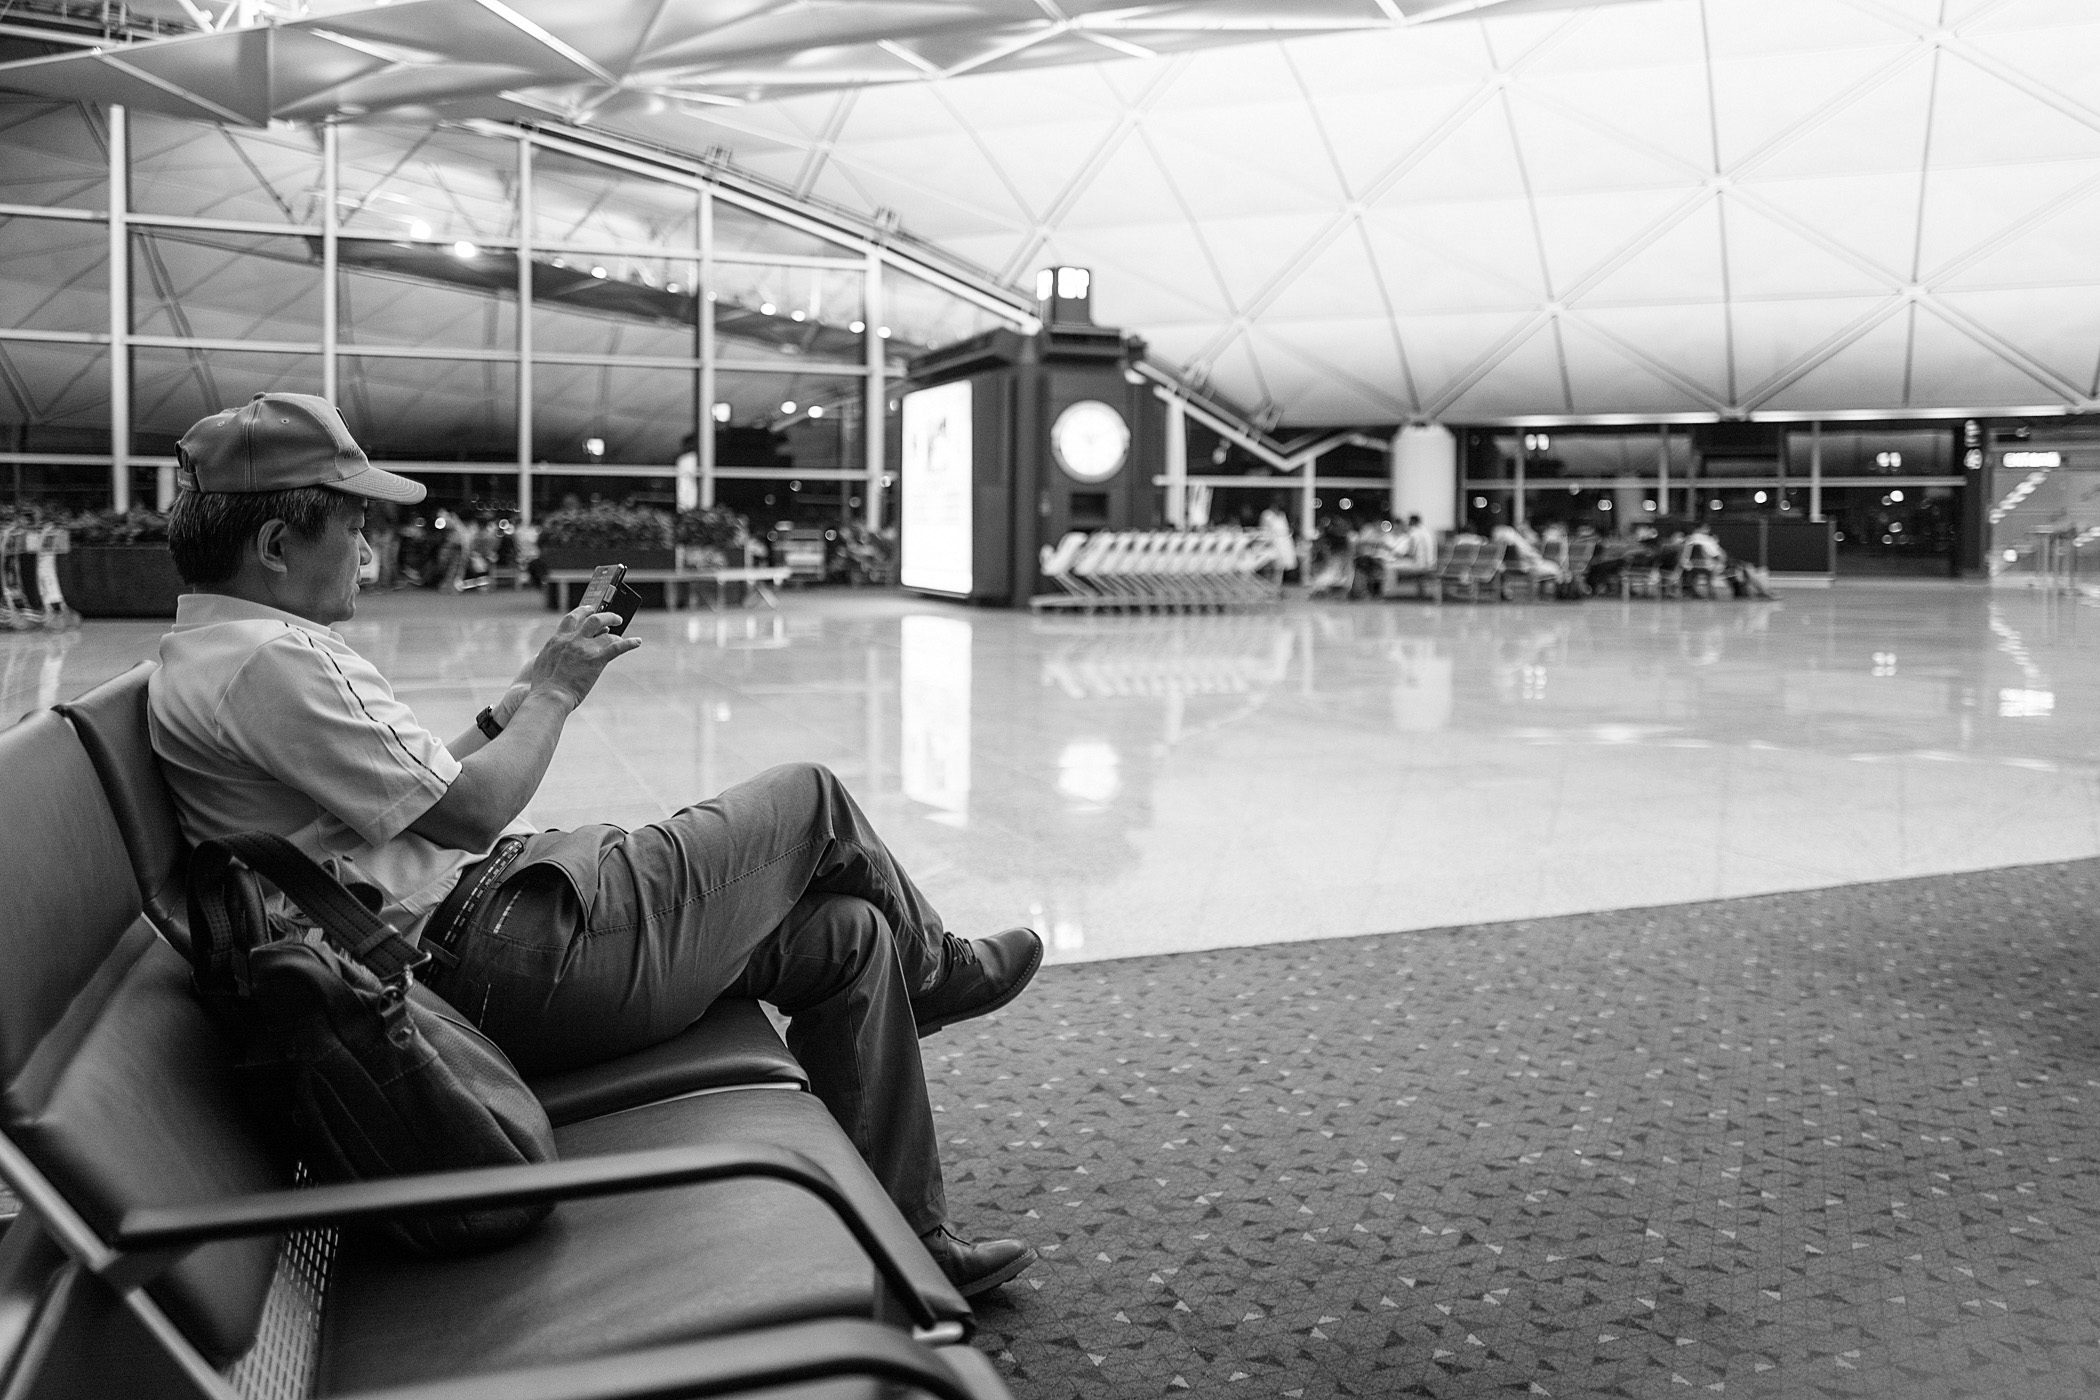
top-left (1034, 530), bottom-right (1282, 612)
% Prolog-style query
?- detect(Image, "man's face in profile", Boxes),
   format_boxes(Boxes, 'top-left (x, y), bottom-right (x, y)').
top-left (273, 497), bottom-right (371, 626)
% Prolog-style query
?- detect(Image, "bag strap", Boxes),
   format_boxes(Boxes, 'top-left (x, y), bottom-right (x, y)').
top-left (199, 833), bottom-right (429, 984)
top-left (186, 839), bottom-right (265, 998)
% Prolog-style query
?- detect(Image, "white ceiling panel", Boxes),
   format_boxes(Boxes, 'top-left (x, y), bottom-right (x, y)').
top-left (1913, 161), bottom-right (2100, 283)
top-left (1934, 287), bottom-right (2100, 395)
top-left (1903, 305), bottom-right (2074, 407)
top-left (1437, 318), bottom-right (1569, 418)
top-left (1359, 215), bottom-right (1543, 315)
top-left (1392, 310), bottom-right (1543, 405)
top-left (1754, 307), bottom-right (1914, 414)
top-left (1736, 172), bottom-right (1924, 283)
top-left (1569, 303), bottom-right (1732, 407)
top-left (1728, 297), bottom-right (1900, 406)
top-left (1561, 327), bottom-right (1723, 416)
top-left (1529, 187), bottom-right (1705, 298)
top-left (1573, 199), bottom-right (1728, 308)
top-left (1720, 199), bottom-right (1896, 300)
top-left (1932, 176), bottom-right (2100, 291)
top-left (1743, 58), bottom-right (1937, 183)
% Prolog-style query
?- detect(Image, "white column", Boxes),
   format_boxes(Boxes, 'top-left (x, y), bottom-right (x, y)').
top-left (698, 188), bottom-right (717, 511)
top-left (515, 134), bottom-right (534, 524)
top-left (1164, 394), bottom-right (1187, 527)
top-left (108, 104), bottom-right (130, 511)
top-left (863, 248), bottom-right (885, 532)
top-left (322, 121), bottom-right (338, 407)
top-left (1809, 420), bottom-right (1823, 522)
top-left (1655, 424), bottom-right (1670, 520)
top-left (1299, 457), bottom-right (1317, 546)
top-left (1391, 423), bottom-right (1457, 532)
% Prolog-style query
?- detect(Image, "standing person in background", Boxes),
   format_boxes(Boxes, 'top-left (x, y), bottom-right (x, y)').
top-left (1259, 506), bottom-right (1297, 584)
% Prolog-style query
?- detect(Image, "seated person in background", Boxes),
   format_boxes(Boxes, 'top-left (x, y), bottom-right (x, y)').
top-left (1305, 515), bottom-right (1355, 596)
top-left (148, 393), bottom-right (1042, 1298)
top-left (1349, 518), bottom-right (1402, 599)
top-left (1491, 522), bottom-right (1562, 582)
top-left (1402, 514), bottom-right (1437, 572)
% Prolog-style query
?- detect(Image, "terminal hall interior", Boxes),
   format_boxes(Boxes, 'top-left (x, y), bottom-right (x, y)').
top-left (3, 1), bottom-right (2100, 1397)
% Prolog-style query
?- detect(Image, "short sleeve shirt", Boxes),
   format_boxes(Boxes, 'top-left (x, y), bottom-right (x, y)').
top-left (150, 593), bottom-right (520, 938)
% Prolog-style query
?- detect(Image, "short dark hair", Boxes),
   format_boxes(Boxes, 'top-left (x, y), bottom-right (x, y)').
top-left (167, 486), bottom-right (357, 586)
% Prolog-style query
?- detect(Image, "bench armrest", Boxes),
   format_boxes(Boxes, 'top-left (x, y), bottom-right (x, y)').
top-left (109, 1142), bottom-right (955, 1328)
top-left (336, 1318), bottom-right (1000, 1400)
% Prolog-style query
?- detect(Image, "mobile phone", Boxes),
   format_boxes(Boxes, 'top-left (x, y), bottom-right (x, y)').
top-left (577, 563), bottom-right (640, 635)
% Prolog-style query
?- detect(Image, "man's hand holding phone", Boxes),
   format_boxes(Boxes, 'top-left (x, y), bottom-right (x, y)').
top-left (527, 564), bottom-right (643, 710)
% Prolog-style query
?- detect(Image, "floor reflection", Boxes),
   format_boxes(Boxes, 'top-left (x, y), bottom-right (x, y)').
top-left (10, 582), bottom-right (2100, 964)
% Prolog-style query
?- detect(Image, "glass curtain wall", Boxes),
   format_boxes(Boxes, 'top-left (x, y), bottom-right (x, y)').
top-left (0, 99), bottom-right (1022, 528)
top-left (1460, 423), bottom-right (1967, 574)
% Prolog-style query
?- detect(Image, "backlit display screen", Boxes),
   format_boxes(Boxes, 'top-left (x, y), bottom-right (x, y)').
top-left (900, 380), bottom-right (974, 596)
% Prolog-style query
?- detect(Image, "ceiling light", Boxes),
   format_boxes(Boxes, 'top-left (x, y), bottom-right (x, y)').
top-left (590, 266), bottom-right (607, 278)
top-left (790, 310), bottom-right (805, 322)
top-left (451, 240), bottom-right (477, 259)
top-left (780, 401), bottom-right (797, 414)
top-left (808, 404), bottom-right (824, 418)
top-left (850, 320), bottom-right (865, 333)
top-left (877, 326), bottom-right (891, 338)
top-left (760, 302), bottom-right (776, 315)
top-left (408, 219), bottom-right (432, 240)
top-left (712, 402), bottom-right (731, 422)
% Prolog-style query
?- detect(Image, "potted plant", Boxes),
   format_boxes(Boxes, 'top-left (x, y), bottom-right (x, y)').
top-left (52, 506), bottom-right (187, 618)
top-left (534, 500), bottom-right (676, 608)
top-left (674, 505), bottom-right (749, 571)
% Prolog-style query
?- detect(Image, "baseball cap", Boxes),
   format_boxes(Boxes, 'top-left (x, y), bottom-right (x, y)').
top-left (176, 392), bottom-right (426, 504)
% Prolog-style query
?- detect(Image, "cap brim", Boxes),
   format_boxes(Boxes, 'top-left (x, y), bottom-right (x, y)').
top-left (332, 462), bottom-right (427, 504)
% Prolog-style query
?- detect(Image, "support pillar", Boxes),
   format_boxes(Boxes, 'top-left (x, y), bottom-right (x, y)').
top-left (108, 104), bottom-right (130, 511)
top-left (1390, 423), bottom-right (1457, 533)
top-left (1164, 394), bottom-right (1187, 527)
top-left (863, 247), bottom-right (885, 531)
top-left (699, 187), bottom-right (718, 512)
top-left (1809, 420), bottom-right (1823, 522)
top-left (516, 134), bottom-right (535, 523)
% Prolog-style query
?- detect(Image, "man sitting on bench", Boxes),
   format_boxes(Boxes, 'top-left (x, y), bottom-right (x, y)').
top-left (145, 393), bottom-right (1041, 1298)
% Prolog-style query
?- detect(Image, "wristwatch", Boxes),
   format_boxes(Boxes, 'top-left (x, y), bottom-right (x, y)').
top-left (475, 706), bottom-right (504, 740)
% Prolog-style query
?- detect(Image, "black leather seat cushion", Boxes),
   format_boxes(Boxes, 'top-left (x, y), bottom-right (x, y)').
top-left (56, 661), bottom-right (192, 947)
top-left (528, 998), bottom-right (807, 1126)
top-left (316, 1086), bottom-right (966, 1395)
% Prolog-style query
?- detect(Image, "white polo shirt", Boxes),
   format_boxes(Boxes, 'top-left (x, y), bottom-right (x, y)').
top-left (150, 593), bottom-right (527, 939)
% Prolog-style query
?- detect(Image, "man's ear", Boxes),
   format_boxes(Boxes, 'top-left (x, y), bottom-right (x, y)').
top-left (253, 519), bottom-right (291, 575)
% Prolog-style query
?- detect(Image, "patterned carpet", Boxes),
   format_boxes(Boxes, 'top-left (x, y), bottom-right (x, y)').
top-left (930, 862), bottom-right (2100, 1400)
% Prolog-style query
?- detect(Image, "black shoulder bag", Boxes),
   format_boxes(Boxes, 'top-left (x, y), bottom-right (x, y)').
top-left (186, 832), bottom-right (557, 1256)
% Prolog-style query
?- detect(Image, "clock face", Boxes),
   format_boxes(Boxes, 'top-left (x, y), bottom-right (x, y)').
top-left (1051, 399), bottom-right (1130, 484)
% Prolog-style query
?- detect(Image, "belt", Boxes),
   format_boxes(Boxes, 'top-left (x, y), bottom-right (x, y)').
top-left (420, 835), bottom-right (527, 971)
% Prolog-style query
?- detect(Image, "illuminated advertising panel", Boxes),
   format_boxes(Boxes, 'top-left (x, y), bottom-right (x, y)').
top-left (900, 380), bottom-right (974, 596)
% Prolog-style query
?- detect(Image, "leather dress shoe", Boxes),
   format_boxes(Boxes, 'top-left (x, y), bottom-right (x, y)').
top-left (912, 928), bottom-right (1043, 1037)
top-left (919, 1224), bottom-right (1036, 1299)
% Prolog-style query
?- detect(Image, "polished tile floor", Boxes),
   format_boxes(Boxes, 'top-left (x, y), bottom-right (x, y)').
top-left (8, 580), bottom-right (2098, 965)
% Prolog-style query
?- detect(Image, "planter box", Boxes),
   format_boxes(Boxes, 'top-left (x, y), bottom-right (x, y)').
top-left (54, 544), bottom-right (187, 618)
top-left (538, 546), bottom-right (676, 609)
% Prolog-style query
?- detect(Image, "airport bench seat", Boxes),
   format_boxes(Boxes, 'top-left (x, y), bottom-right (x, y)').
top-left (0, 666), bottom-right (1001, 1400)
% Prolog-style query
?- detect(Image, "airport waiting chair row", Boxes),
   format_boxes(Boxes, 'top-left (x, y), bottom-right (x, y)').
top-left (1033, 529), bottom-right (1282, 612)
top-left (1380, 538), bottom-right (1511, 602)
top-left (0, 663), bottom-right (1010, 1400)
top-left (1617, 541), bottom-right (1727, 599)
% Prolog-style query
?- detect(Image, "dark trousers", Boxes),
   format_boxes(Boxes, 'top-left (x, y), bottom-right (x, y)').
top-left (426, 762), bottom-right (953, 1233)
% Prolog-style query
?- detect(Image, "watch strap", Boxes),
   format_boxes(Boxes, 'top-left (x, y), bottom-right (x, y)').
top-left (475, 705), bottom-right (503, 740)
